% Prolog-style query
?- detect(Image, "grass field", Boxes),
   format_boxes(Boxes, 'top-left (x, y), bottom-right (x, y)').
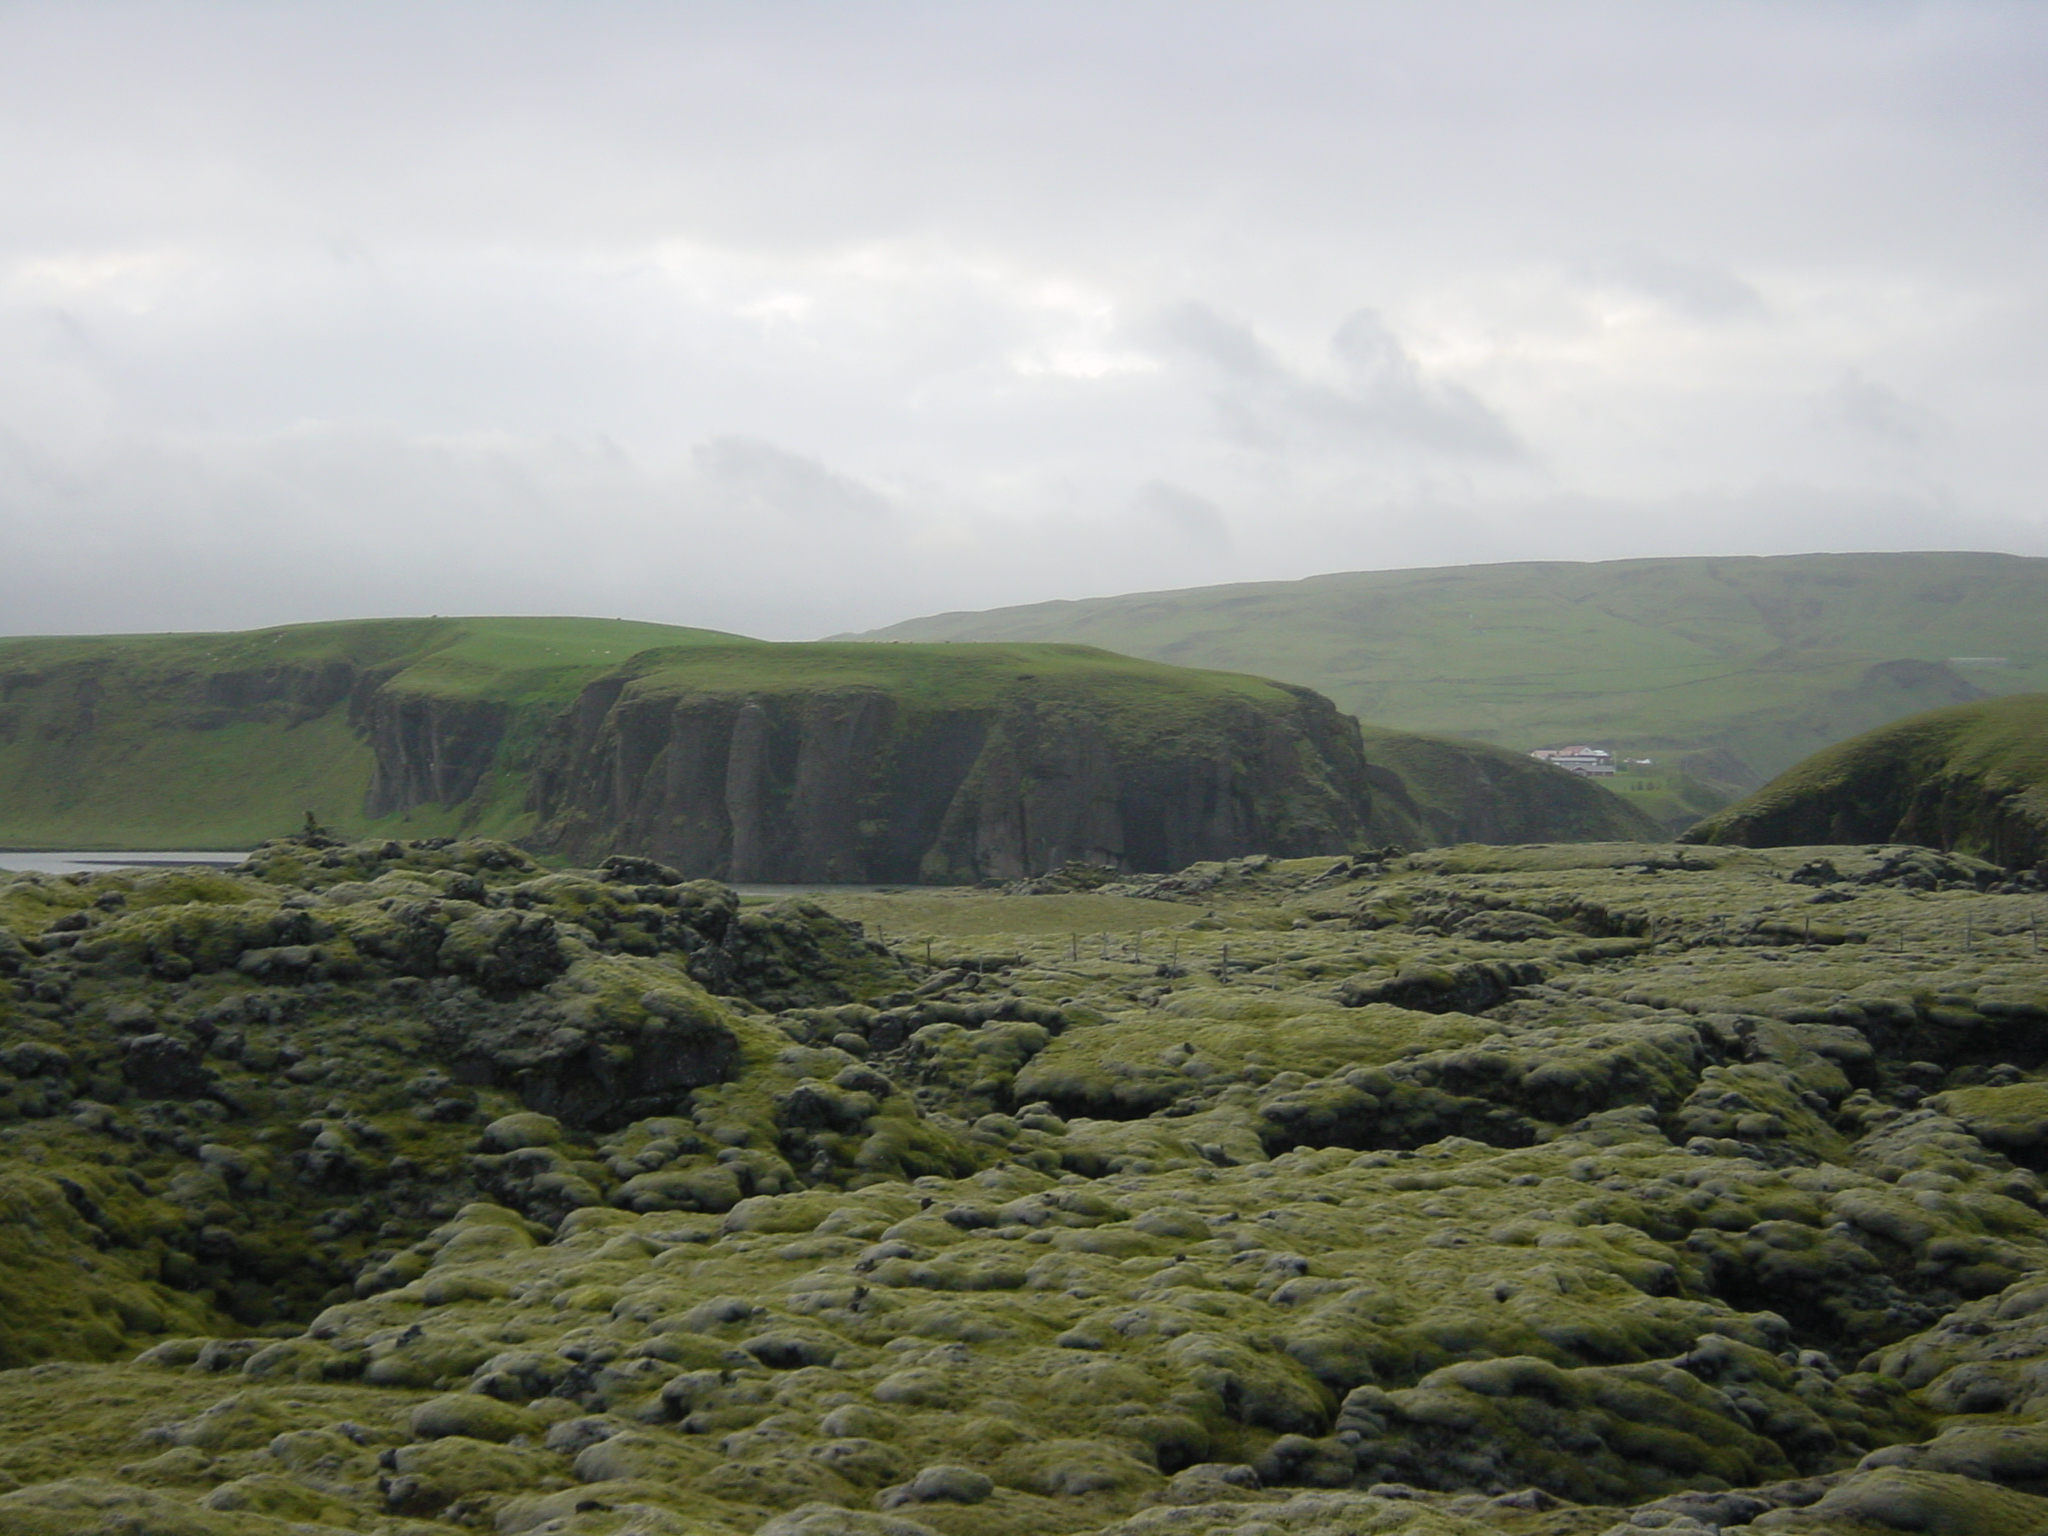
top-left (0, 615), bottom-right (747, 698)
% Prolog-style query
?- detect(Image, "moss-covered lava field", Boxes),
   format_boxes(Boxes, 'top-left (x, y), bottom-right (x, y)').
top-left (0, 834), bottom-right (2046, 1534)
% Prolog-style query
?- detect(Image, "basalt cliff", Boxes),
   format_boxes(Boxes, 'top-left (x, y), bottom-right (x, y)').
top-left (522, 644), bottom-right (1389, 882)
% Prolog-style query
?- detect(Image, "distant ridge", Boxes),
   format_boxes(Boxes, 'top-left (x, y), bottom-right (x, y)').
top-left (849, 552), bottom-right (2048, 816)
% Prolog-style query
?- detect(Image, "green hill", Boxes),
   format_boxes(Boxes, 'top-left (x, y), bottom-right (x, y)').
top-left (1685, 692), bottom-right (2048, 868)
top-left (850, 551), bottom-right (2048, 814)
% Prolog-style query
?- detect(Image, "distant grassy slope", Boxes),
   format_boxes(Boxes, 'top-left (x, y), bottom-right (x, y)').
top-left (851, 551), bottom-right (2048, 789)
top-left (1685, 693), bottom-right (2048, 868)
top-left (0, 617), bottom-right (744, 848)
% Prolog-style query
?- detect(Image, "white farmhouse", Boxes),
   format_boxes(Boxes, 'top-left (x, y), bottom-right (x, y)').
top-left (1529, 745), bottom-right (1617, 777)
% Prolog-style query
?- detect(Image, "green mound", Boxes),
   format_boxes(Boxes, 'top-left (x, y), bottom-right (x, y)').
top-left (1686, 693), bottom-right (2048, 868)
top-left (850, 550), bottom-right (2048, 806)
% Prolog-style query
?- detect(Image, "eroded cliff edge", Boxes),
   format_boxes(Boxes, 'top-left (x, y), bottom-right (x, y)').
top-left (526, 644), bottom-right (1388, 882)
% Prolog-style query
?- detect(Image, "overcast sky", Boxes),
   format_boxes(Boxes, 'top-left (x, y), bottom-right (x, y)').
top-left (2, 0), bottom-right (2043, 639)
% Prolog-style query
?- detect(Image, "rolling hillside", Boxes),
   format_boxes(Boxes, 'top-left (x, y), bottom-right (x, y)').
top-left (851, 551), bottom-right (2048, 810)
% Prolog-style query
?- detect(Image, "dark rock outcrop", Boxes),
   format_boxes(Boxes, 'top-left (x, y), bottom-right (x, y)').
top-left (529, 651), bottom-right (1388, 881)
top-left (359, 689), bottom-right (510, 817)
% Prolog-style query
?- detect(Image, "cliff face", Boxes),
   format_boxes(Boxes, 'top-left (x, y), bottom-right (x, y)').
top-left (1685, 693), bottom-right (2048, 869)
top-left (531, 683), bottom-right (981, 882)
top-left (356, 688), bottom-right (510, 818)
top-left (531, 657), bottom-right (1382, 881)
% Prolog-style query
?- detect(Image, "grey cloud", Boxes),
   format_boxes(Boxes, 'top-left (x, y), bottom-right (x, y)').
top-left (1827, 373), bottom-right (1940, 447)
top-left (691, 436), bottom-right (892, 524)
top-left (1329, 311), bottom-right (1525, 460)
top-left (1130, 480), bottom-right (1231, 549)
top-left (1146, 303), bottom-right (1524, 462)
top-left (1577, 250), bottom-right (1767, 322)
top-left (0, 425), bottom-right (912, 640)
top-left (41, 307), bottom-right (109, 369)
top-left (1150, 304), bottom-right (1278, 379)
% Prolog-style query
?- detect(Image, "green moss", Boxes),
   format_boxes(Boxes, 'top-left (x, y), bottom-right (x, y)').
top-left (0, 834), bottom-right (2045, 1532)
